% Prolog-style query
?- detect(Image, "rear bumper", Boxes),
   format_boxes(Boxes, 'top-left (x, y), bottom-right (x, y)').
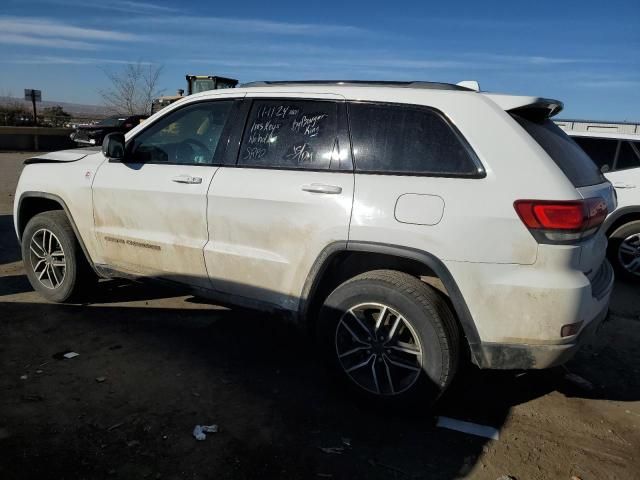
top-left (446, 253), bottom-right (615, 370)
top-left (474, 303), bottom-right (610, 369)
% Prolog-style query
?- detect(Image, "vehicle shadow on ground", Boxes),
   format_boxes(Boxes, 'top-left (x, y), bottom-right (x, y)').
top-left (0, 215), bottom-right (21, 266)
top-left (0, 273), bottom-right (188, 303)
top-left (0, 274), bottom-right (32, 296)
top-left (85, 278), bottom-right (195, 304)
top-left (1, 291), bottom-right (638, 479)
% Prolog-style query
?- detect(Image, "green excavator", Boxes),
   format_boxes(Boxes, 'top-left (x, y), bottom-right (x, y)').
top-left (151, 75), bottom-right (238, 114)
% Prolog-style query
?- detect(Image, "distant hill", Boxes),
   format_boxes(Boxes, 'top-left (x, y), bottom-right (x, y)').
top-left (0, 96), bottom-right (110, 119)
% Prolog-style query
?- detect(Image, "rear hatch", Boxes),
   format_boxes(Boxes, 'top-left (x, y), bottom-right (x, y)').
top-left (488, 94), bottom-right (616, 285)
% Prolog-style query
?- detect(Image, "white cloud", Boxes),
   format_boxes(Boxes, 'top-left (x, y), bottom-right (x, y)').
top-left (576, 79), bottom-right (640, 88)
top-left (178, 55), bottom-right (475, 72)
top-left (472, 53), bottom-right (595, 66)
top-left (134, 15), bottom-right (367, 36)
top-left (107, 0), bottom-right (178, 12)
top-left (0, 55), bottom-right (153, 65)
top-left (0, 16), bottom-right (141, 42)
top-left (331, 58), bottom-right (472, 69)
top-left (182, 58), bottom-right (293, 68)
top-left (46, 0), bottom-right (179, 14)
top-left (180, 52), bottom-right (570, 73)
top-left (0, 33), bottom-right (98, 50)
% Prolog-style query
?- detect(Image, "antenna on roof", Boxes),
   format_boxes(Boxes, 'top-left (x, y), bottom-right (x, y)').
top-left (457, 80), bottom-right (480, 92)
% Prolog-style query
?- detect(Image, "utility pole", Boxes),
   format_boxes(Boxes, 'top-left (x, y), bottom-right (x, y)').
top-left (24, 89), bottom-right (42, 126)
top-left (24, 89), bottom-right (42, 150)
top-left (31, 90), bottom-right (37, 126)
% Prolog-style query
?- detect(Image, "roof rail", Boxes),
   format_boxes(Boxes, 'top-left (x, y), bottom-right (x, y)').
top-left (238, 80), bottom-right (474, 91)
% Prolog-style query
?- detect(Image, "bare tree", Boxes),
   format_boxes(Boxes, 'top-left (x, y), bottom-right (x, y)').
top-left (99, 62), bottom-right (164, 115)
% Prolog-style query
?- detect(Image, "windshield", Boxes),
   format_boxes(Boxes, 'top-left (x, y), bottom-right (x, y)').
top-left (96, 116), bottom-right (126, 127)
top-left (513, 115), bottom-right (605, 187)
top-left (191, 79), bottom-right (216, 94)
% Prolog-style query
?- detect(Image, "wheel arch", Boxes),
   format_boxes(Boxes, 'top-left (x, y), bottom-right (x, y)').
top-left (299, 241), bottom-right (482, 365)
top-left (17, 191), bottom-right (99, 275)
top-left (605, 206), bottom-right (640, 237)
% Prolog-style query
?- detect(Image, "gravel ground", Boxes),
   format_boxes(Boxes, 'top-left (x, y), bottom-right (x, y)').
top-left (1, 151), bottom-right (639, 480)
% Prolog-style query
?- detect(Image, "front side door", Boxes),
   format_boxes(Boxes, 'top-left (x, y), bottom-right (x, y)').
top-left (92, 98), bottom-right (237, 287)
top-left (205, 95), bottom-right (354, 310)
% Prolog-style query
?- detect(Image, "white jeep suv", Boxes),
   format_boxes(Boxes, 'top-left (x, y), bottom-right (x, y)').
top-left (14, 81), bottom-right (616, 402)
top-left (564, 131), bottom-right (640, 281)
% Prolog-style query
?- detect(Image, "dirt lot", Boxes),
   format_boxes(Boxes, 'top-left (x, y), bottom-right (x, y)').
top-left (1, 152), bottom-right (639, 480)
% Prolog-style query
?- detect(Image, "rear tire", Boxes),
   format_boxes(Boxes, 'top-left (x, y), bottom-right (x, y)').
top-left (608, 220), bottom-right (640, 282)
top-left (317, 270), bottom-right (460, 405)
top-left (21, 211), bottom-right (95, 302)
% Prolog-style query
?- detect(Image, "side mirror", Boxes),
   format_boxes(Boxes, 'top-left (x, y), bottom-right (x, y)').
top-left (102, 132), bottom-right (126, 161)
top-left (601, 164), bottom-right (610, 174)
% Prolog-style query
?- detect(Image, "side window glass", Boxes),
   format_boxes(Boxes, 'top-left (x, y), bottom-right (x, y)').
top-left (616, 141), bottom-right (640, 171)
top-left (238, 100), bottom-right (338, 169)
top-left (572, 137), bottom-right (617, 172)
top-left (573, 137), bottom-right (618, 172)
top-left (349, 102), bottom-right (479, 175)
top-left (130, 101), bottom-right (232, 164)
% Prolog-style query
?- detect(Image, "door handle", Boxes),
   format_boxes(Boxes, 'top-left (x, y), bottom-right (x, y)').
top-left (613, 182), bottom-right (636, 189)
top-left (301, 183), bottom-right (342, 194)
top-left (172, 175), bottom-right (202, 184)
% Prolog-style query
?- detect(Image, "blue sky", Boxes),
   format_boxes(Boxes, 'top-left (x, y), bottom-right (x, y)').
top-left (0, 0), bottom-right (638, 120)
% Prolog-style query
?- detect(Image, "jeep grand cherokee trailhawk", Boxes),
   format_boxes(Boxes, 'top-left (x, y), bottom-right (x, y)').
top-left (14, 80), bottom-right (616, 403)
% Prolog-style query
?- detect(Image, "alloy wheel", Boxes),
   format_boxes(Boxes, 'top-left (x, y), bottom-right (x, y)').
top-left (618, 233), bottom-right (640, 277)
top-left (335, 303), bottom-right (423, 396)
top-left (29, 228), bottom-right (67, 289)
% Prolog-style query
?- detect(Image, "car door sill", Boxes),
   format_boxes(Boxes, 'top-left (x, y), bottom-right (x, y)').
top-left (94, 264), bottom-right (296, 318)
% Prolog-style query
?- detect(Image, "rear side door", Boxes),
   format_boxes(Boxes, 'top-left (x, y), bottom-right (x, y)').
top-left (92, 98), bottom-right (238, 287)
top-left (205, 94), bottom-right (354, 310)
top-left (346, 101), bottom-right (494, 262)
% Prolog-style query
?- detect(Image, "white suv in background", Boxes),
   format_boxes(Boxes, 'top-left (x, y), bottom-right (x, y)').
top-left (567, 131), bottom-right (640, 280)
top-left (14, 81), bottom-right (615, 403)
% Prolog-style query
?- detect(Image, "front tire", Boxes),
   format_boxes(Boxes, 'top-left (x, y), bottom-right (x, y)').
top-left (317, 270), bottom-right (460, 404)
top-left (608, 220), bottom-right (640, 282)
top-left (21, 211), bottom-right (93, 302)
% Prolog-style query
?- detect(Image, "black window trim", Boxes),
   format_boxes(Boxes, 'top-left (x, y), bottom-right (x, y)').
top-left (213, 98), bottom-right (249, 167)
top-left (223, 97), bottom-right (354, 173)
top-left (120, 98), bottom-right (238, 167)
top-left (346, 100), bottom-right (486, 179)
top-left (612, 140), bottom-right (622, 171)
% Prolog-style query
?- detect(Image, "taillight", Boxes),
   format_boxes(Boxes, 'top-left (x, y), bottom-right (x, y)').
top-left (514, 198), bottom-right (607, 244)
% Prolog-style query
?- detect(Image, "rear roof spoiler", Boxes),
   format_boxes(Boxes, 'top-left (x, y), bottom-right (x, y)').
top-left (456, 80), bottom-right (480, 91)
top-left (482, 93), bottom-right (564, 120)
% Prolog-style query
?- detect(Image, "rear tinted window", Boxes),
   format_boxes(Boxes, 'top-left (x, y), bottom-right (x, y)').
top-left (238, 100), bottom-right (338, 170)
top-left (513, 116), bottom-right (605, 187)
top-left (572, 137), bottom-right (618, 172)
top-left (348, 103), bottom-right (481, 176)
